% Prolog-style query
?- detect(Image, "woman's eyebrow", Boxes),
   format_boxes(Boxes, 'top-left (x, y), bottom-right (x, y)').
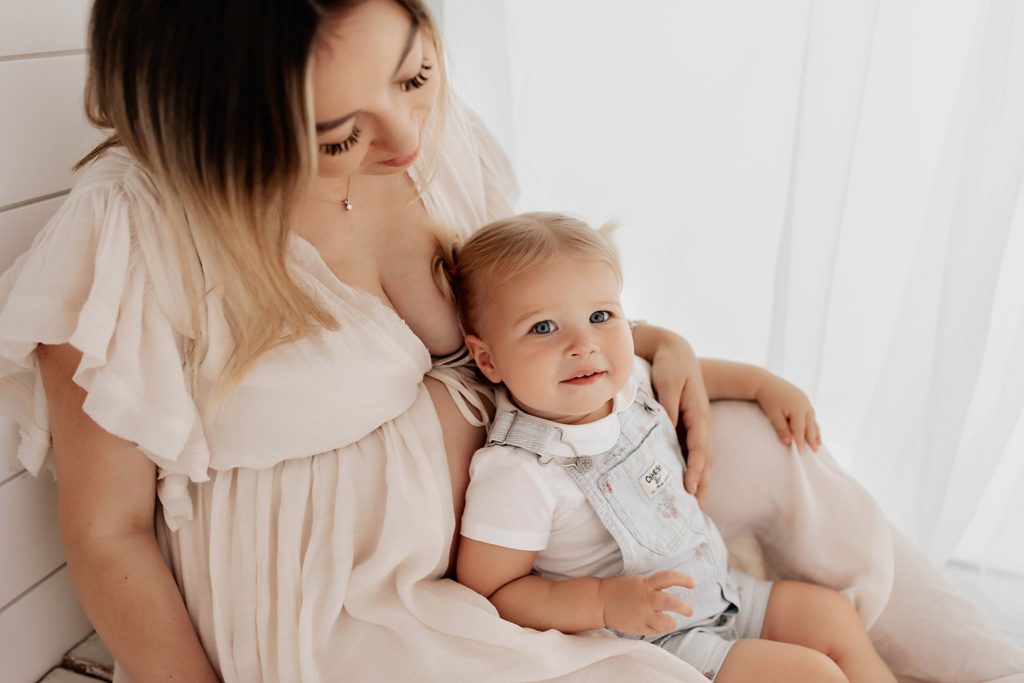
top-left (391, 18), bottom-right (420, 79)
top-left (316, 112), bottom-right (356, 134)
top-left (315, 19), bottom-right (420, 135)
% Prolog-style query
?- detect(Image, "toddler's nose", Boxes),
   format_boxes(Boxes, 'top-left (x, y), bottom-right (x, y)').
top-left (566, 333), bottom-right (599, 358)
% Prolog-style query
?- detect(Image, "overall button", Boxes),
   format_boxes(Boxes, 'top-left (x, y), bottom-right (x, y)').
top-left (575, 456), bottom-right (594, 472)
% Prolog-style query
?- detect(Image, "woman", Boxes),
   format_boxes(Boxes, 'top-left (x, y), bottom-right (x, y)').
top-left (0, 1), bottom-right (1020, 681)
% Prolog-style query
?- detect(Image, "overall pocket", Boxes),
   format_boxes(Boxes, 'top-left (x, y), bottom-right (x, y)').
top-left (599, 430), bottom-right (698, 559)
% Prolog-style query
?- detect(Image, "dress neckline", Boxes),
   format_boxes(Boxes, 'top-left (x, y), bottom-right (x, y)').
top-left (287, 231), bottom-right (432, 364)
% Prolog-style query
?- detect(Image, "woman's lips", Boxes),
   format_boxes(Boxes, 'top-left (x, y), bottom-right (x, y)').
top-left (561, 371), bottom-right (606, 385)
top-left (379, 147), bottom-right (420, 167)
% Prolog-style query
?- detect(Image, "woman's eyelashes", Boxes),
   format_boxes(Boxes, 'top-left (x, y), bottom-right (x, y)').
top-left (400, 62), bottom-right (432, 92)
top-left (319, 126), bottom-right (361, 156)
top-left (316, 63), bottom-right (433, 156)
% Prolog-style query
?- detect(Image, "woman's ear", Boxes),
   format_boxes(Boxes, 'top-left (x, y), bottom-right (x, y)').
top-left (465, 334), bottom-right (501, 383)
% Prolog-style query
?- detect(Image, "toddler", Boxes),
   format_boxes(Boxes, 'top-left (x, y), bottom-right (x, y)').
top-left (448, 213), bottom-right (895, 682)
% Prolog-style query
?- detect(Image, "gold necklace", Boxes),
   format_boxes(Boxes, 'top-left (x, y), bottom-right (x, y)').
top-left (312, 175), bottom-right (353, 212)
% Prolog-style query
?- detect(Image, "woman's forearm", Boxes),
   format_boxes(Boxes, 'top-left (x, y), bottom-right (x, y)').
top-left (65, 531), bottom-right (219, 683)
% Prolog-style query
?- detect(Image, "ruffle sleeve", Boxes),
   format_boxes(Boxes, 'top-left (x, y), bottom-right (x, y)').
top-left (0, 161), bottom-right (209, 531)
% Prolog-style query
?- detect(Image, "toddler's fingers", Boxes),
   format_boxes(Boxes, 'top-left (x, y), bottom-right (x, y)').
top-left (646, 570), bottom-right (695, 591)
top-left (767, 411), bottom-right (792, 447)
top-left (655, 591), bottom-right (694, 617)
top-left (790, 411), bottom-right (806, 453)
top-left (809, 415), bottom-right (822, 451)
top-left (646, 613), bottom-right (677, 636)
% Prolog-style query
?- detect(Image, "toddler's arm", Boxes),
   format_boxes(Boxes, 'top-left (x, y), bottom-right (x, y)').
top-left (457, 537), bottom-right (694, 636)
top-left (700, 358), bottom-right (822, 452)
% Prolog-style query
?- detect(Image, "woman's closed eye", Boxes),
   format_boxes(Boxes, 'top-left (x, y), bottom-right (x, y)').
top-left (530, 320), bottom-right (557, 335)
top-left (590, 310), bottom-right (611, 324)
top-left (400, 62), bottom-right (432, 92)
top-left (319, 126), bottom-right (361, 156)
top-left (316, 62), bottom-right (433, 156)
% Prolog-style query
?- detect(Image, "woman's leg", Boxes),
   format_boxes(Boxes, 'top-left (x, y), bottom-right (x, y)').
top-left (704, 400), bottom-right (892, 623)
top-left (705, 400), bottom-right (1024, 682)
top-left (869, 525), bottom-right (1024, 682)
top-left (716, 639), bottom-right (848, 683)
top-left (761, 580), bottom-right (895, 683)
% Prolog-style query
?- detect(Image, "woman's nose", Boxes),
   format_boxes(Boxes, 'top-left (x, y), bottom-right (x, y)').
top-left (373, 106), bottom-right (420, 157)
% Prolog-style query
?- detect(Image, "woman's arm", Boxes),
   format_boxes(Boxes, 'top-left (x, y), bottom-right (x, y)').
top-left (38, 344), bottom-right (219, 683)
top-left (456, 537), bottom-right (693, 636)
top-left (631, 323), bottom-right (713, 506)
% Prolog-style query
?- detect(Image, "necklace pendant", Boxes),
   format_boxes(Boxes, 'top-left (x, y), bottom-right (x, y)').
top-left (342, 198), bottom-right (353, 211)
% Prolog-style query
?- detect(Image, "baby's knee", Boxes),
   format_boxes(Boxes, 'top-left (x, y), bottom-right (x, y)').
top-left (796, 649), bottom-right (848, 682)
top-left (811, 583), bottom-right (862, 626)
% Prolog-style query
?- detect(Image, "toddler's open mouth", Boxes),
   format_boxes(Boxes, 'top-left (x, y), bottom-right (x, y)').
top-left (561, 370), bottom-right (606, 385)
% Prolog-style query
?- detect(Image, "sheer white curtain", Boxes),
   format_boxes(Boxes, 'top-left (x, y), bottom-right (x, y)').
top-left (438, 0), bottom-right (1024, 642)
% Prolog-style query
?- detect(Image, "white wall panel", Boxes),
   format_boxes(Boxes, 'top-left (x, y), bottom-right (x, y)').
top-left (0, 4), bottom-right (97, 679)
top-left (0, 55), bottom-right (100, 208)
top-left (0, 419), bottom-right (22, 481)
top-left (0, 194), bottom-right (65, 272)
top-left (0, 2), bottom-right (90, 58)
top-left (0, 471), bottom-right (65, 609)
top-left (0, 567), bottom-right (92, 683)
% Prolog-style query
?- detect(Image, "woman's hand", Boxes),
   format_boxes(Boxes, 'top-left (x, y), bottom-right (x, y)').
top-left (635, 325), bottom-right (714, 507)
top-left (598, 571), bottom-right (695, 637)
top-left (754, 373), bottom-right (822, 453)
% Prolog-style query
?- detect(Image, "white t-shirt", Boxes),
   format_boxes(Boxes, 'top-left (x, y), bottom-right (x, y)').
top-left (461, 370), bottom-right (645, 582)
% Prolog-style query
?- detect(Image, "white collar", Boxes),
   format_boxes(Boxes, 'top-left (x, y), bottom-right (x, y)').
top-left (493, 376), bottom-right (638, 456)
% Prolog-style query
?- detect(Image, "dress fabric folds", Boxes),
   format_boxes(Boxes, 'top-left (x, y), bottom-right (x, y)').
top-left (0, 101), bottom-right (704, 681)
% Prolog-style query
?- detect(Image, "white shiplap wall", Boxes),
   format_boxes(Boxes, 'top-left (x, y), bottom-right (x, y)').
top-left (0, 3), bottom-right (104, 682)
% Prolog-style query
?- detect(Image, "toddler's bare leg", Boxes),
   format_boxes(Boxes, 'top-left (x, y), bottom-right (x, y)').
top-left (761, 580), bottom-right (896, 683)
top-left (716, 639), bottom-right (847, 683)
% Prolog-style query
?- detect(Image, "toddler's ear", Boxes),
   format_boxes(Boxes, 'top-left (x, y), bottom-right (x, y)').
top-left (465, 335), bottom-right (501, 383)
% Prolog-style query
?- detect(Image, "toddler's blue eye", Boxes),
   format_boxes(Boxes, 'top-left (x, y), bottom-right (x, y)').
top-left (531, 320), bottom-right (556, 335)
top-left (590, 310), bottom-right (611, 323)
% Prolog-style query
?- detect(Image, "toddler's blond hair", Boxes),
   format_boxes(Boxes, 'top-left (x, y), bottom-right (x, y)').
top-left (439, 212), bottom-right (621, 335)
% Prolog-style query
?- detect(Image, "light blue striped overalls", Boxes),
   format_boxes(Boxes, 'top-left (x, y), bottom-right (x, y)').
top-left (486, 378), bottom-right (749, 678)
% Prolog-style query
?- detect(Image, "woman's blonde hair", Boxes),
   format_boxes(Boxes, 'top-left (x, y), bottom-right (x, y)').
top-left (441, 212), bottom-right (621, 335)
top-left (78, 0), bottom-right (447, 398)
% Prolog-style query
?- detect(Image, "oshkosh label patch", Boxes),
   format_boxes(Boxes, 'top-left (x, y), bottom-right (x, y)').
top-left (639, 460), bottom-right (669, 497)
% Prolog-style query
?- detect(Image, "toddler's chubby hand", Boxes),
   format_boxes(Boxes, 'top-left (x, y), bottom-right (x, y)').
top-left (598, 571), bottom-right (694, 637)
top-left (754, 374), bottom-right (822, 453)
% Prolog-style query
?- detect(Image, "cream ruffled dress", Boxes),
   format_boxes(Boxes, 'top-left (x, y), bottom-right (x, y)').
top-left (0, 101), bottom-right (709, 682)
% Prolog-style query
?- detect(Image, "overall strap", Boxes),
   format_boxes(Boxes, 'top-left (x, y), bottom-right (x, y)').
top-left (487, 410), bottom-right (595, 473)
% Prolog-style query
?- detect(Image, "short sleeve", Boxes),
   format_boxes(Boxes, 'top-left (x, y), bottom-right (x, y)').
top-left (461, 445), bottom-right (555, 551)
top-left (0, 159), bottom-right (210, 531)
